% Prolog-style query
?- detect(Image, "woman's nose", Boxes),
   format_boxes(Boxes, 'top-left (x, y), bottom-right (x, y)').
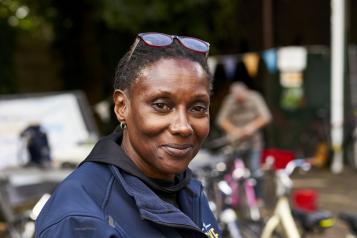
top-left (169, 109), bottom-right (193, 137)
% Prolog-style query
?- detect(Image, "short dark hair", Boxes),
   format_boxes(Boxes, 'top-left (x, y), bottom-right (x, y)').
top-left (113, 39), bottom-right (212, 91)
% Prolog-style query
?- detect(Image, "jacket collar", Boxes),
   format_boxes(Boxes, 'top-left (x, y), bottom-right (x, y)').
top-left (81, 129), bottom-right (204, 234)
top-left (110, 165), bottom-right (203, 233)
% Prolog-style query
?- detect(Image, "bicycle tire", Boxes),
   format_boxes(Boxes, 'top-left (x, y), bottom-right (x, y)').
top-left (236, 222), bottom-right (260, 238)
top-left (222, 220), bottom-right (261, 238)
top-left (222, 223), bottom-right (258, 238)
top-left (236, 180), bottom-right (257, 221)
top-left (236, 220), bottom-right (283, 238)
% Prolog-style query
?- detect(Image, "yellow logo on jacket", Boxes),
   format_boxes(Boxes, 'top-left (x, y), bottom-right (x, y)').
top-left (202, 223), bottom-right (219, 238)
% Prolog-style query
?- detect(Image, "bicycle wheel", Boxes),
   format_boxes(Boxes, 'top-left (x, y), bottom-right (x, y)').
top-left (234, 180), bottom-right (262, 222)
top-left (236, 222), bottom-right (260, 238)
top-left (238, 220), bottom-right (283, 238)
top-left (235, 180), bottom-right (253, 220)
top-left (221, 220), bottom-right (261, 238)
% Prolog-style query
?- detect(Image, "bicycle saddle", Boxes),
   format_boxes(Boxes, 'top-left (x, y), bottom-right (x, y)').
top-left (293, 209), bottom-right (334, 232)
top-left (339, 212), bottom-right (357, 235)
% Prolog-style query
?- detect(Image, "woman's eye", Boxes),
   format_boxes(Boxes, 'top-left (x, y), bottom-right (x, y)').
top-left (191, 105), bottom-right (208, 114)
top-left (152, 102), bottom-right (171, 112)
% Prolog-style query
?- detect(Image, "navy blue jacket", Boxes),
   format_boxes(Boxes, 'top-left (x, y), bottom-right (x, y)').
top-left (35, 137), bottom-right (221, 237)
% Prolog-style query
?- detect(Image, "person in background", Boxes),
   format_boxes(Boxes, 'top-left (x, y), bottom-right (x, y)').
top-left (20, 123), bottom-right (52, 168)
top-left (35, 32), bottom-right (221, 238)
top-left (216, 82), bottom-right (272, 201)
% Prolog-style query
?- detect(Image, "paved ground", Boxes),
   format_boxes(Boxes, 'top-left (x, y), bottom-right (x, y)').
top-left (291, 167), bottom-right (357, 237)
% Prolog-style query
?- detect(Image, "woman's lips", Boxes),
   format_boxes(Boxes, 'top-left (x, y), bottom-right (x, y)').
top-left (162, 144), bottom-right (193, 158)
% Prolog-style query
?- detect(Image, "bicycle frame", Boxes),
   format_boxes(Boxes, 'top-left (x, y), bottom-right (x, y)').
top-left (261, 159), bottom-right (311, 238)
top-left (225, 158), bottom-right (261, 221)
top-left (192, 152), bottom-right (259, 238)
top-left (261, 196), bottom-right (300, 238)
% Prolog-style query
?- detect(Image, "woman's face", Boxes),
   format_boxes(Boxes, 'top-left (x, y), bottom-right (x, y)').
top-left (118, 58), bottom-right (210, 180)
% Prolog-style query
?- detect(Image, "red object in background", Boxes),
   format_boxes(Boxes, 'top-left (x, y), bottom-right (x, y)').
top-left (261, 148), bottom-right (295, 170)
top-left (293, 189), bottom-right (318, 212)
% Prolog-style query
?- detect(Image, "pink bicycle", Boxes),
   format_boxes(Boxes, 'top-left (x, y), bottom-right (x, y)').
top-left (224, 157), bottom-right (261, 222)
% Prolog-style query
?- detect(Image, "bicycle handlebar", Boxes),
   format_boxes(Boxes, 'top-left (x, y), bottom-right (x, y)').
top-left (284, 159), bottom-right (311, 176)
top-left (275, 159), bottom-right (311, 194)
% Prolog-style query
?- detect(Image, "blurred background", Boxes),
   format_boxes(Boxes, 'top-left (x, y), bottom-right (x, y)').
top-left (1, 0), bottom-right (357, 237)
top-left (2, 0), bottom-right (357, 167)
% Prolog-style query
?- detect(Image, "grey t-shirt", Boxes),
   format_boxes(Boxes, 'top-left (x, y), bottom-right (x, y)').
top-left (216, 90), bottom-right (271, 150)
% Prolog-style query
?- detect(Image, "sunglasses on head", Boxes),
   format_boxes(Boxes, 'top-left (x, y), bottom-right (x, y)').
top-left (127, 32), bottom-right (210, 61)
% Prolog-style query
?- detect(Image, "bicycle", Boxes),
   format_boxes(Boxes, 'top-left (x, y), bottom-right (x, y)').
top-left (0, 175), bottom-right (36, 238)
top-left (224, 157), bottom-right (262, 222)
top-left (191, 149), bottom-right (262, 238)
top-left (0, 167), bottom-right (67, 238)
top-left (198, 137), bottom-right (334, 238)
top-left (260, 158), bottom-right (334, 238)
top-left (202, 155), bottom-right (333, 238)
top-left (203, 135), bottom-right (264, 220)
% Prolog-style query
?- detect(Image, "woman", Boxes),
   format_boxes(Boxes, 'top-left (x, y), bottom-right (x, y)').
top-left (35, 33), bottom-right (221, 238)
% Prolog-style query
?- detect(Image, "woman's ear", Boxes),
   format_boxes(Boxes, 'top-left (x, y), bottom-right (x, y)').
top-left (113, 90), bottom-right (128, 122)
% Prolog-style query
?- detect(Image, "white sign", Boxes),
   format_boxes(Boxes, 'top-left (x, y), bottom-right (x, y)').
top-left (277, 47), bottom-right (307, 72)
top-left (0, 93), bottom-right (98, 169)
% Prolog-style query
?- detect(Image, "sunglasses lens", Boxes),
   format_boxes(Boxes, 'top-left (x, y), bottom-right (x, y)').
top-left (179, 37), bottom-right (209, 53)
top-left (141, 33), bottom-right (173, 47)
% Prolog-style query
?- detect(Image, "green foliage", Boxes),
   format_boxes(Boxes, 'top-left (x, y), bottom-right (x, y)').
top-left (0, 0), bottom-right (245, 54)
top-left (0, 20), bottom-right (16, 94)
top-left (0, 0), bottom-right (246, 94)
top-left (96, 0), bottom-right (244, 54)
top-left (100, 0), bottom-right (206, 30)
top-left (1, 0), bottom-right (39, 31)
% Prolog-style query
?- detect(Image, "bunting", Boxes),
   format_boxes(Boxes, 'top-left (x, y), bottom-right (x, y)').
top-left (242, 52), bottom-right (260, 78)
top-left (207, 46), bottom-right (307, 82)
top-left (261, 48), bottom-right (277, 73)
top-left (207, 57), bottom-right (218, 75)
top-left (222, 56), bottom-right (237, 80)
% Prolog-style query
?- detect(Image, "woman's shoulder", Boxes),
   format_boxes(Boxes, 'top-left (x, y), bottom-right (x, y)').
top-left (71, 161), bottom-right (113, 183)
top-left (36, 214), bottom-right (120, 238)
top-left (35, 162), bottom-right (115, 234)
top-left (59, 162), bottom-right (114, 200)
top-left (51, 162), bottom-right (114, 205)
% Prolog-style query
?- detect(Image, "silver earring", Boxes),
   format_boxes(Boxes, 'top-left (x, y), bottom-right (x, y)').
top-left (120, 121), bottom-right (127, 129)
